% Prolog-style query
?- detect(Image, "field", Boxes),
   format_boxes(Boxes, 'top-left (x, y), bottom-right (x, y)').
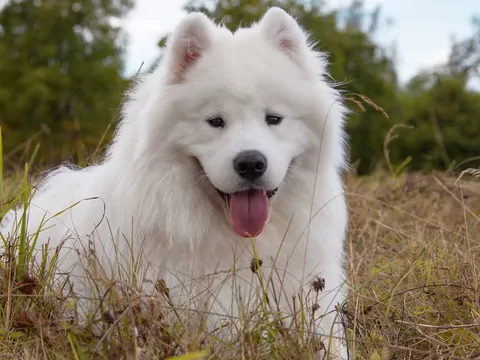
top-left (1, 159), bottom-right (479, 359)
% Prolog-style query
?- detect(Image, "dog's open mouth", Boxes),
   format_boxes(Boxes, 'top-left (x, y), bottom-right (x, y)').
top-left (216, 188), bottom-right (278, 238)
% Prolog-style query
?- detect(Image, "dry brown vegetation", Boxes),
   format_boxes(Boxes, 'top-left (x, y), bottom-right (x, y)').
top-left (1, 169), bottom-right (479, 360)
top-left (346, 171), bottom-right (480, 359)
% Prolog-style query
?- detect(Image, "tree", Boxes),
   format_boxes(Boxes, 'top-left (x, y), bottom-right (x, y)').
top-left (382, 15), bottom-right (480, 174)
top-left (0, 0), bottom-right (133, 168)
top-left (448, 16), bottom-right (480, 81)
top-left (391, 63), bottom-right (480, 173)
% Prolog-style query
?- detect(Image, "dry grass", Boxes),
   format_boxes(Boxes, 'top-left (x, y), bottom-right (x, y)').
top-left (1, 168), bottom-right (479, 359)
top-left (346, 171), bottom-right (480, 359)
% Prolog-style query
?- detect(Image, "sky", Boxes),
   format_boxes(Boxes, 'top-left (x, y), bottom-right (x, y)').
top-left (120, 0), bottom-right (480, 84)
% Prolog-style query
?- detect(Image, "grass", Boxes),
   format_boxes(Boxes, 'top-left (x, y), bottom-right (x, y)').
top-left (1, 136), bottom-right (479, 359)
top-left (1, 170), bottom-right (479, 359)
top-left (345, 171), bottom-right (479, 359)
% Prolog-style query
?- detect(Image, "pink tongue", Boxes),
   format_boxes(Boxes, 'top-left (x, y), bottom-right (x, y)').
top-left (229, 190), bottom-right (269, 238)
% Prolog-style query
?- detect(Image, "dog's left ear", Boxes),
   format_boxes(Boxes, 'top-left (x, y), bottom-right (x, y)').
top-left (166, 12), bottom-right (214, 84)
top-left (259, 7), bottom-right (310, 62)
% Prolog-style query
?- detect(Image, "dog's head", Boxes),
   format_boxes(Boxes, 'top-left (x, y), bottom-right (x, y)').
top-left (153, 8), bottom-right (346, 238)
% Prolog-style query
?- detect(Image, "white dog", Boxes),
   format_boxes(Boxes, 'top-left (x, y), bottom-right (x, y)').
top-left (1, 7), bottom-right (349, 358)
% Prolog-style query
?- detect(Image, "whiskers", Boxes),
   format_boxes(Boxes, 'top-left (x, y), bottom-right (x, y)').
top-left (195, 169), bottom-right (209, 185)
top-left (284, 162), bottom-right (303, 185)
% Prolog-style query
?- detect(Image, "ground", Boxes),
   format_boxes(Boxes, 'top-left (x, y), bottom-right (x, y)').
top-left (1, 170), bottom-right (479, 359)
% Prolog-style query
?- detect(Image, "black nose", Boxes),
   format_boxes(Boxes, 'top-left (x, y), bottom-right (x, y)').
top-left (233, 150), bottom-right (267, 181)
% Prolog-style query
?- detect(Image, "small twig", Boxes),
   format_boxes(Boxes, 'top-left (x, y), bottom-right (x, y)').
top-left (394, 319), bottom-right (480, 329)
top-left (93, 305), bottom-right (131, 354)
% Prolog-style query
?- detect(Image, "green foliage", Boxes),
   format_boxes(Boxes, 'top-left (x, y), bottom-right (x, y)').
top-left (448, 15), bottom-right (480, 79)
top-left (394, 73), bottom-right (480, 171)
top-left (0, 0), bottom-right (133, 167)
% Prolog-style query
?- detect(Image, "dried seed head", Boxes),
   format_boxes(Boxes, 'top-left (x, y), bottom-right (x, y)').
top-left (312, 303), bottom-right (320, 313)
top-left (17, 274), bottom-right (39, 295)
top-left (250, 258), bottom-right (263, 273)
top-left (155, 278), bottom-right (170, 297)
top-left (311, 276), bottom-right (325, 292)
top-left (13, 311), bottom-right (34, 329)
top-left (13, 311), bottom-right (45, 330)
top-left (311, 337), bottom-right (325, 353)
top-left (102, 311), bottom-right (115, 324)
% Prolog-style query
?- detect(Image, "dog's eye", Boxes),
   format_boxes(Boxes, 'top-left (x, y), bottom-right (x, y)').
top-left (207, 117), bottom-right (225, 128)
top-left (265, 114), bottom-right (283, 126)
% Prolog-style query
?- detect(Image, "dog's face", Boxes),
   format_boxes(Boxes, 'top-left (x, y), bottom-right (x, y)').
top-left (158, 8), bottom-right (333, 238)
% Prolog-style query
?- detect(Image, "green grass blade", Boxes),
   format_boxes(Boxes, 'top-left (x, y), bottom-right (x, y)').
top-left (17, 163), bottom-right (30, 279)
top-left (0, 126), bottom-right (3, 206)
top-left (166, 351), bottom-right (208, 360)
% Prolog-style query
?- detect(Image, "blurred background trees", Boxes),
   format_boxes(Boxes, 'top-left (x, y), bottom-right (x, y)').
top-left (0, 0), bottom-right (133, 166)
top-left (0, 0), bottom-right (479, 175)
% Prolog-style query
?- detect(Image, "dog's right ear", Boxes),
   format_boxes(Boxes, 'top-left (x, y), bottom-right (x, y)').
top-left (165, 12), bottom-right (213, 84)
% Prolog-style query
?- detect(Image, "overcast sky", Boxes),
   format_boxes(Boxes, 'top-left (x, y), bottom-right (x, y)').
top-left (120, 0), bottom-right (480, 84)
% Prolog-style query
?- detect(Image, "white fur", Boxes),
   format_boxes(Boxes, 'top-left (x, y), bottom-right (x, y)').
top-left (1, 8), bottom-right (349, 358)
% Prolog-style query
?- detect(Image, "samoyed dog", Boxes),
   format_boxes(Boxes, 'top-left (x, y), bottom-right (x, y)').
top-left (1, 7), bottom-right (349, 358)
